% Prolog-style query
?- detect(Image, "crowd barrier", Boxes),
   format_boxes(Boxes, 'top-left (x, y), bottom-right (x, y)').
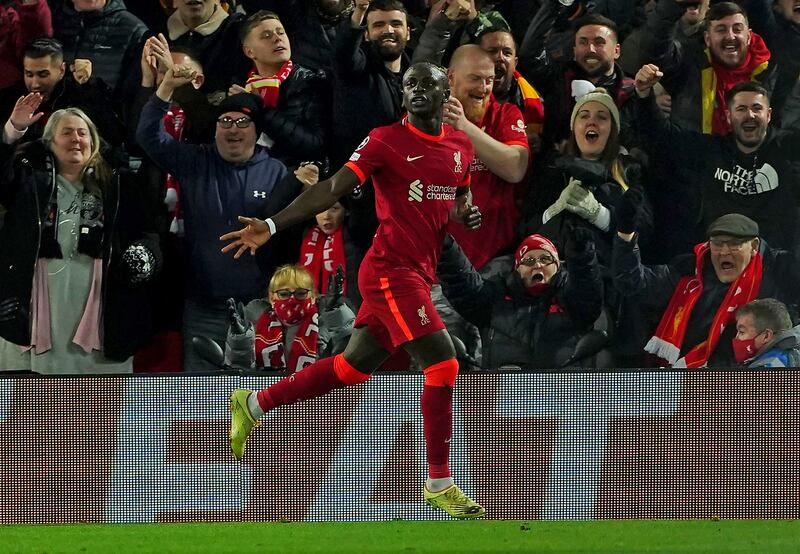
top-left (0, 370), bottom-right (797, 523)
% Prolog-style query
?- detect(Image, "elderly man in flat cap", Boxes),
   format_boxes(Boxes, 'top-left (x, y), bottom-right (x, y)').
top-left (611, 198), bottom-right (800, 368)
top-left (137, 64), bottom-right (306, 371)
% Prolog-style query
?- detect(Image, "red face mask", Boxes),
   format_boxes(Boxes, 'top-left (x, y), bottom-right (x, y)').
top-left (732, 335), bottom-right (760, 363)
top-left (272, 297), bottom-right (314, 325)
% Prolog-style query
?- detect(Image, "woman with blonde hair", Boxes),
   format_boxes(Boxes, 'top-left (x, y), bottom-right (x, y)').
top-left (224, 264), bottom-right (355, 372)
top-left (0, 107), bottom-right (160, 373)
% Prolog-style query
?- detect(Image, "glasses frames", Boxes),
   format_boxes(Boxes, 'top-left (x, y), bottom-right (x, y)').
top-left (217, 116), bottom-right (253, 129)
top-left (274, 288), bottom-right (311, 300)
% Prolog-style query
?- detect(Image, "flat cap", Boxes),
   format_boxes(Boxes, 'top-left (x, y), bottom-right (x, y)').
top-left (706, 213), bottom-right (759, 238)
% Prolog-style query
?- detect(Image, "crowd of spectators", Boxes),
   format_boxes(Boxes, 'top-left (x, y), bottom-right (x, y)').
top-left (1, 0), bottom-right (800, 374)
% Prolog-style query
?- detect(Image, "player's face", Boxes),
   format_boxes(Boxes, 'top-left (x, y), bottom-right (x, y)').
top-left (479, 31), bottom-right (517, 97)
top-left (727, 91), bottom-right (771, 151)
top-left (449, 58), bottom-right (494, 124)
top-left (215, 110), bottom-right (257, 163)
top-left (243, 18), bottom-right (292, 68)
top-left (365, 9), bottom-right (409, 62)
top-left (315, 202), bottom-right (346, 235)
top-left (573, 24), bottom-right (619, 78)
top-left (516, 248), bottom-right (559, 287)
top-left (708, 234), bottom-right (758, 283)
top-left (402, 65), bottom-right (448, 117)
top-left (23, 55), bottom-right (65, 101)
top-left (573, 101), bottom-right (613, 160)
top-left (704, 14), bottom-right (750, 69)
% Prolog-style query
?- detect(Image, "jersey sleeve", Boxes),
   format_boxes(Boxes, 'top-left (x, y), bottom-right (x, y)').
top-left (495, 104), bottom-right (530, 149)
top-left (343, 131), bottom-right (386, 184)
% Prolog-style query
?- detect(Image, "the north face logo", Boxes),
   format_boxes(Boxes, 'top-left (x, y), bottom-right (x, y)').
top-left (408, 179), bottom-right (423, 202)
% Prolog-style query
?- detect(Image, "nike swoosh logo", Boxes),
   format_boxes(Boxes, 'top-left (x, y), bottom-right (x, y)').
top-left (407, 155), bottom-right (424, 162)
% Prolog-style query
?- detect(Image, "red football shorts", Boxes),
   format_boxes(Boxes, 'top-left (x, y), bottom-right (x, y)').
top-left (354, 261), bottom-right (445, 351)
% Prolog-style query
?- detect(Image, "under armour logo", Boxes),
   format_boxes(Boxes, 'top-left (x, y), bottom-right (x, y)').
top-left (408, 179), bottom-right (423, 202)
top-left (418, 305), bottom-right (430, 325)
top-left (253, 191), bottom-right (267, 199)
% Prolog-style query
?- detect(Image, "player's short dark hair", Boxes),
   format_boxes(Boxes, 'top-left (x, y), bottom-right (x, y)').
top-left (24, 38), bottom-right (64, 63)
top-left (406, 61), bottom-right (448, 84)
top-left (705, 1), bottom-right (748, 30)
top-left (239, 9), bottom-right (282, 43)
top-left (737, 299), bottom-right (792, 333)
top-left (573, 13), bottom-right (619, 42)
top-left (725, 81), bottom-right (770, 107)
top-left (366, 0), bottom-right (408, 20)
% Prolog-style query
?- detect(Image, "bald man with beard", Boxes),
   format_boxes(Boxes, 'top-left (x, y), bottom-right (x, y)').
top-left (443, 45), bottom-right (530, 270)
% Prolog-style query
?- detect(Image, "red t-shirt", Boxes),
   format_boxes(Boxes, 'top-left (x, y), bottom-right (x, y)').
top-left (448, 97), bottom-right (529, 269)
top-left (344, 116), bottom-right (473, 283)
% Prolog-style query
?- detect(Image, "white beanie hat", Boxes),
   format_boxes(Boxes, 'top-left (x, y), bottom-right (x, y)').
top-left (569, 81), bottom-right (620, 132)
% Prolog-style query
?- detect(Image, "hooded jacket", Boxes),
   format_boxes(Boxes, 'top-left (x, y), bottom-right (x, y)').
top-left (0, 0), bottom-right (52, 90)
top-left (746, 324), bottom-right (800, 368)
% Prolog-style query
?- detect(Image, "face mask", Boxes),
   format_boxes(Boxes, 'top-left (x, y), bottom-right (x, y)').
top-left (732, 334), bottom-right (760, 363)
top-left (524, 282), bottom-right (550, 297)
top-left (272, 297), bottom-right (313, 325)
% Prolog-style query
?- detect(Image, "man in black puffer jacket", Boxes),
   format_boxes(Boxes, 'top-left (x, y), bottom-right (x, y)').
top-left (51, 0), bottom-right (148, 104)
top-left (236, 10), bottom-right (329, 169)
top-left (438, 229), bottom-right (604, 370)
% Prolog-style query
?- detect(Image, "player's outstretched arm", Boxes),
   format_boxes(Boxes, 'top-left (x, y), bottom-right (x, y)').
top-left (451, 188), bottom-right (482, 230)
top-left (220, 165), bottom-right (361, 258)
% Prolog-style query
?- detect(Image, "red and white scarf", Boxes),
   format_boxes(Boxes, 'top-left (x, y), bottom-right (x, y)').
top-left (299, 225), bottom-right (347, 295)
top-left (163, 107), bottom-right (185, 235)
top-left (244, 60), bottom-right (294, 109)
top-left (254, 306), bottom-right (319, 373)
top-left (645, 242), bottom-right (763, 368)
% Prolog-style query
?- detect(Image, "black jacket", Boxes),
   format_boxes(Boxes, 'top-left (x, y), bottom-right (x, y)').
top-left (330, 18), bottom-right (409, 167)
top-left (438, 235), bottom-right (603, 369)
top-left (0, 140), bottom-right (161, 360)
top-left (52, 0), bottom-right (148, 99)
top-left (261, 64), bottom-right (330, 168)
top-left (613, 234), bottom-right (800, 367)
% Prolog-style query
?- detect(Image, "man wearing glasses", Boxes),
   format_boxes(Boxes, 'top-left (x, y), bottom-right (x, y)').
top-left (436, 230), bottom-right (603, 369)
top-left (613, 208), bottom-right (800, 368)
top-left (137, 66), bottom-right (303, 371)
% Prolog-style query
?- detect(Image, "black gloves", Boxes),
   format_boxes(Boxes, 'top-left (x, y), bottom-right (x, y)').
top-left (320, 266), bottom-right (346, 312)
top-left (228, 298), bottom-right (250, 334)
top-left (120, 242), bottom-right (159, 284)
top-left (566, 226), bottom-right (594, 259)
top-left (225, 298), bottom-right (255, 370)
top-left (0, 298), bottom-right (21, 323)
top-left (615, 186), bottom-right (644, 235)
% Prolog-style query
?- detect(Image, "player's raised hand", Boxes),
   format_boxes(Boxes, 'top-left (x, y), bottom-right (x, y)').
top-left (220, 216), bottom-right (272, 259)
top-left (634, 64), bottom-right (663, 96)
top-left (461, 204), bottom-right (481, 230)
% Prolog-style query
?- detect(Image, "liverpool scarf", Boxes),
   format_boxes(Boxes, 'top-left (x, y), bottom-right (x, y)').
top-left (254, 307), bottom-right (319, 372)
top-left (163, 107), bottom-right (185, 235)
top-left (244, 60), bottom-right (294, 109)
top-left (644, 242), bottom-right (763, 367)
top-left (299, 225), bottom-right (347, 295)
top-left (702, 32), bottom-right (770, 135)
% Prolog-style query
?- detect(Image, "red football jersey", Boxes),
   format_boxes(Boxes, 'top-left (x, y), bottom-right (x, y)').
top-left (344, 116), bottom-right (473, 282)
top-left (448, 97), bottom-right (529, 269)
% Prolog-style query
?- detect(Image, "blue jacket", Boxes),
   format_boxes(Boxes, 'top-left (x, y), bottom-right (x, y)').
top-left (747, 325), bottom-right (800, 368)
top-left (136, 96), bottom-right (288, 301)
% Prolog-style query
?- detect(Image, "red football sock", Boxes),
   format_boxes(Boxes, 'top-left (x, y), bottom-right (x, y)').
top-left (421, 358), bottom-right (459, 479)
top-left (256, 354), bottom-right (370, 412)
top-left (421, 384), bottom-right (453, 479)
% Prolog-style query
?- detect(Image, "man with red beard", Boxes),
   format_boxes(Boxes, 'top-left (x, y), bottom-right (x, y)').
top-left (644, 0), bottom-right (774, 135)
top-left (442, 45), bottom-right (529, 271)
